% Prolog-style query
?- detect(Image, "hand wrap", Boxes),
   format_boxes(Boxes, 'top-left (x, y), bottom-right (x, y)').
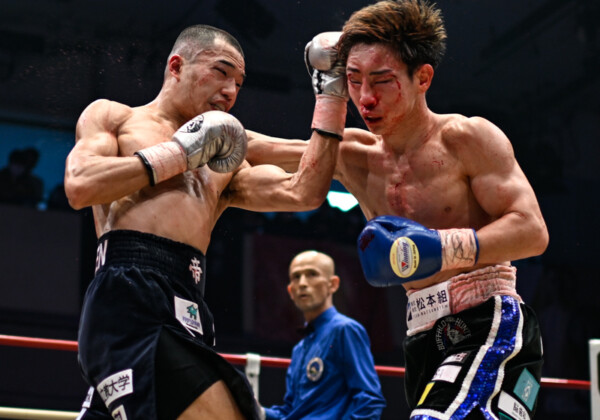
top-left (305, 32), bottom-right (348, 140)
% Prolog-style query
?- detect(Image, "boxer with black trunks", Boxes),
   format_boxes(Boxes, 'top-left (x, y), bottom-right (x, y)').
top-left (245, 1), bottom-right (549, 418)
top-left (77, 231), bottom-right (257, 419)
top-left (65, 24), bottom-right (345, 419)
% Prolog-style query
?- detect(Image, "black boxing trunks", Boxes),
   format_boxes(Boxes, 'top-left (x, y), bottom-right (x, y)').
top-left (75, 230), bottom-right (259, 420)
top-left (403, 266), bottom-right (543, 420)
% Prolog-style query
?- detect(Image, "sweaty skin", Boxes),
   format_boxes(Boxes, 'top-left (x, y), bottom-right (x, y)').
top-left (66, 31), bottom-right (342, 420)
top-left (65, 39), bottom-right (339, 255)
top-left (246, 43), bottom-right (548, 291)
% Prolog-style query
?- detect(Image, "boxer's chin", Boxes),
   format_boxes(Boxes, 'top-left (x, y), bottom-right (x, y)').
top-left (363, 116), bottom-right (384, 132)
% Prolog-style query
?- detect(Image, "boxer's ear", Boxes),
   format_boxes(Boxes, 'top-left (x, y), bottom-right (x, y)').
top-left (168, 54), bottom-right (184, 79)
top-left (415, 63), bottom-right (433, 92)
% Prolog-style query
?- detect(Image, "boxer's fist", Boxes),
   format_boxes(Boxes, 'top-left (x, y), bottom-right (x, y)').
top-left (305, 32), bottom-right (348, 140)
top-left (172, 110), bottom-right (247, 173)
top-left (305, 32), bottom-right (347, 99)
top-left (135, 111), bottom-right (247, 185)
top-left (357, 216), bottom-right (479, 286)
top-left (358, 216), bottom-right (443, 286)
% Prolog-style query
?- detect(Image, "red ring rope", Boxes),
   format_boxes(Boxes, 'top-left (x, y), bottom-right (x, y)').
top-left (0, 334), bottom-right (589, 390)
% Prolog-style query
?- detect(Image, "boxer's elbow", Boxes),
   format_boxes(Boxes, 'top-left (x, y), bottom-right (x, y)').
top-left (64, 176), bottom-right (94, 210)
top-left (294, 187), bottom-right (328, 210)
top-left (533, 222), bottom-right (550, 256)
top-left (528, 217), bottom-right (549, 257)
top-left (304, 194), bottom-right (327, 210)
top-left (64, 155), bottom-right (90, 209)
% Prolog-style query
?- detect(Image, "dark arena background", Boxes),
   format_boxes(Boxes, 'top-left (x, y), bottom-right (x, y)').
top-left (0, 1), bottom-right (598, 419)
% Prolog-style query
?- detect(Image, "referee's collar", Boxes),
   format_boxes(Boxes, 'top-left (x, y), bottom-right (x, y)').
top-left (309, 306), bottom-right (337, 333)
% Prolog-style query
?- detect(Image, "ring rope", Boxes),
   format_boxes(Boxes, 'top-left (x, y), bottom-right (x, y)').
top-left (0, 406), bottom-right (77, 419)
top-left (0, 334), bottom-right (589, 390)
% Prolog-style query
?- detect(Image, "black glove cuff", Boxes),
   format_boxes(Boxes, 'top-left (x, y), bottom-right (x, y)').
top-left (312, 128), bottom-right (343, 141)
top-left (134, 151), bottom-right (156, 186)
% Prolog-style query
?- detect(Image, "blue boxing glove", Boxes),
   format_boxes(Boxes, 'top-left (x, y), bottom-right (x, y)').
top-left (357, 216), bottom-right (479, 287)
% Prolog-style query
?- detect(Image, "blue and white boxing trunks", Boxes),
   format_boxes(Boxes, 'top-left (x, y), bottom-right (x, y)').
top-left (403, 265), bottom-right (543, 420)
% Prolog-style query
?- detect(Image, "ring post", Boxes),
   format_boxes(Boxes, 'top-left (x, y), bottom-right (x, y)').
top-left (590, 339), bottom-right (600, 419)
top-left (245, 352), bottom-right (262, 399)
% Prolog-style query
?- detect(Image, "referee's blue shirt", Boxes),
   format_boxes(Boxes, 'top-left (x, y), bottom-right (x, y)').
top-left (264, 307), bottom-right (386, 419)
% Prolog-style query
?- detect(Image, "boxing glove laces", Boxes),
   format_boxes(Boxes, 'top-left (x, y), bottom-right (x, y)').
top-left (358, 215), bottom-right (480, 286)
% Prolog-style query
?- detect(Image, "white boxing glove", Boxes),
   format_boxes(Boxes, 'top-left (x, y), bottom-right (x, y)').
top-left (305, 32), bottom-right (348, 140)
top-left (135, 110), bottom-right (247, 185)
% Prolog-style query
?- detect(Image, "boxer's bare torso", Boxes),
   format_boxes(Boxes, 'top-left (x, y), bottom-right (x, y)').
top-left (99, 102), bottom-right (232, 252)
top-left (67, 98), bottom-right (341, 256)
top-left (247, 110), bottom-right (547, 290)
top-left (333, 114), bottom-right (509, 289)
top-left (65, 38), bottom-right (250, 254)
top-left (66, 28), bottom-right (344, 419)
top-left (65, 38), bottom-right (340, 256)
top-left (247, 41), bottom-right (547, 291)
top-left (67, 99), bottom-right (232, 254)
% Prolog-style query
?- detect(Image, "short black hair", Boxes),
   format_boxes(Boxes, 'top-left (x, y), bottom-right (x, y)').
top-left (170, 24), bottom-right (244, 61)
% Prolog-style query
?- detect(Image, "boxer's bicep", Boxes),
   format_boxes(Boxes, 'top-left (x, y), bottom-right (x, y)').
top-left (225, 164), bottom-right (321, 212)
top-left (65, 101), bottom-right (147, 209)
top-left (67, 103), bottom-right (121, 189)
top-left (463, 119), bottom-right (531, 220)
top-left (75, 99), bottom-right (124, 153)
top-left (470, 156), bottom-right (548, 263)
top-left (455, 117), bottom-right (548, 262)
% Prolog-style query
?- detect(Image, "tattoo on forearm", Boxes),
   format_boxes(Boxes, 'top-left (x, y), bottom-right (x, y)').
top-left (440, 229), bottom-right (478, 270)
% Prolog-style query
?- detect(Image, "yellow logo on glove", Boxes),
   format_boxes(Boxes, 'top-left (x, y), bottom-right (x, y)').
top-left (390, 237), bottom-right (420, 278)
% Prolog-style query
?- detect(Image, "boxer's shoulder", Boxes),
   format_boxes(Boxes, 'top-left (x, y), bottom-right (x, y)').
top-left (84, 98), bottom-right (133, 120)
top-left (77, 99), bottom-right (137, 140)
top-left (341, 127), bottom-right (377, 147)
top-left (440, 114), bottom-right (506, 149)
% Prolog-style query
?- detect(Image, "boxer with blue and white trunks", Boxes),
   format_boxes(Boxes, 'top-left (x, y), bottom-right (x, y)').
top-left (77, 230), bottom-right (258, 419)
top-left (402, 265), bottom-right (543, 420)
top-left (358, 216), bottom-right (545, 419)
top-left (244, 2), bottom-right (550, 418)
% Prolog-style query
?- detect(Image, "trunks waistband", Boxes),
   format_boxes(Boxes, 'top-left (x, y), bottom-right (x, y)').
top-left (95, 230), bottom-right (206, 296)
top-left (405, 264), bottom-right (521, 336)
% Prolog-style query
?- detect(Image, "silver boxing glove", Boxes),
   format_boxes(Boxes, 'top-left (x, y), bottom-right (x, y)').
top-left (305, 32), bottom-right (348, 99)
top-left (135, 110), bottom-right (247, 186)
top-left (304, 32), bottom-right (348, 140)
top-left (171, 110), bottom-right (247, 173)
